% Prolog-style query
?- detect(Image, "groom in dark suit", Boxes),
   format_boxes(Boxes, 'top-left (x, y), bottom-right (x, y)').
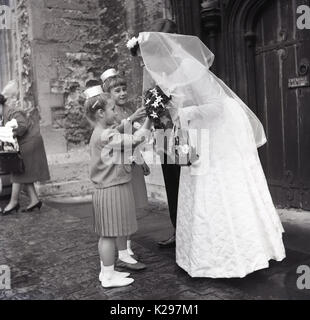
top-left (150, 19), bottom-right (180, 248)
top-left (158, 149), bottom-right (181, 248)
top-left (132, 19), bottom-right (180, 248)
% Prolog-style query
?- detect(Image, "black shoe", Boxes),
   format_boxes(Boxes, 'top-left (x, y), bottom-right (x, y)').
top-left (22, 201), bottom-right (42, 212)
top-left (157, 234), bottom-right (176, 248)
top-left (116, 259), bottom-right (147, 271)
top-left (1, 203), bottom-right (20, 216)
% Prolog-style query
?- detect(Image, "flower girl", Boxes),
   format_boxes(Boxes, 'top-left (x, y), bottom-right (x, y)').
top-left (101, 69), bottom-right (150, 265)
top-left (85, 85), bottom-right (151, 288)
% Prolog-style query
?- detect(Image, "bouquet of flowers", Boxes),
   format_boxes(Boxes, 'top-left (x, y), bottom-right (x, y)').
top-left (145, 86), bottom-right (199, 166)
top-left (144, 86), bottom-right (172, 129)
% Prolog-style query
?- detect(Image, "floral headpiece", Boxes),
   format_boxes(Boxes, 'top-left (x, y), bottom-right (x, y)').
top-left (126, 34), bottom-right (142, 56)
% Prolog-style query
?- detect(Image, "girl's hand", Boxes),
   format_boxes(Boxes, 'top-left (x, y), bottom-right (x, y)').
top-left (131, 106), bottom-right (146, 122)
top-left (142, 162), bottom-right (150, 176)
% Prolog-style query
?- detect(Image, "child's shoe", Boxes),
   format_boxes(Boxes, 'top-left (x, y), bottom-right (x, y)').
top-left (99, 270), bottom-right (130, 282)
top-left (117, 250), bottom-right (146, 271)
top-left (116, 259), bottom-right (146, 271)
top-left (127, 249), bottom-right (139, 261)
top-left (101, 277), bottom-right (134, 288)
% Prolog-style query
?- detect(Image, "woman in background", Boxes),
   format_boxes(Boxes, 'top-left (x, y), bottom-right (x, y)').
top-left (0, 80), bottom-right (50, 215)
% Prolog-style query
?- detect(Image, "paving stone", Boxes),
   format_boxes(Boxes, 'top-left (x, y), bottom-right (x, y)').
top-left (1, 197), bottom-right (310, 300)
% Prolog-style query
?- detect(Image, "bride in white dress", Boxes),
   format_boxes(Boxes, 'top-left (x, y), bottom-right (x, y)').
top-left (137, 32), bottom-right (286, 278)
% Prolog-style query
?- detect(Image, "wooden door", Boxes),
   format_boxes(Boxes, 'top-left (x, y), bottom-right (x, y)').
top-left (254, 0), bottom-right (310, 209)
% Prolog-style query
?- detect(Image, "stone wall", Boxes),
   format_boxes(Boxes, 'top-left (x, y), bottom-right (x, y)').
top-left (24, 0), bottom-right (166, 150)
top-left (13, 0), bottom-right (35, 113)
top-left (22, 0), bottom-right (170, 199)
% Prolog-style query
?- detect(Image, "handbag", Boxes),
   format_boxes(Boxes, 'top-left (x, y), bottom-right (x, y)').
top-left (0, 150), bottom-right (25, 174)
top-left (172, 126), bottom-right (200, 167)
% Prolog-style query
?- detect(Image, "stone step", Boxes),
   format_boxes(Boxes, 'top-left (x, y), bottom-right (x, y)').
top-left (48, 161), bottom-right (90, 182)
top-left (39, 149), bottom-right (168, 201)
top-left (46, 148), bottom-right (90, 182)
top-left (37, 179), bottom-right (94, 198)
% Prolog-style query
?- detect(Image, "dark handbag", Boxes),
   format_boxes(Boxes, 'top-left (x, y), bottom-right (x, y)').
top-left (0, 151), bottom-right (25, 174)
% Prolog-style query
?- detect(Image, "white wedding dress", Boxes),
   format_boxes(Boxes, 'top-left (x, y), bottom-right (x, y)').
top-left (176, 95), bottom-right (286, 278)
top-left (137, 31), bottom-right (286, 278)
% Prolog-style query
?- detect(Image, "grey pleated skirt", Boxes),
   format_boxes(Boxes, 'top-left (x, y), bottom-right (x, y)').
top-left (92, 182), bottom-right (138, 237)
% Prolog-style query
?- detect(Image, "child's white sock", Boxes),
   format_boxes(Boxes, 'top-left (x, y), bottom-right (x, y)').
top-left (99, 261), bottom-right (130, 281)
top-left (127, 240), bottom-right (134, 256)
top-left (101, 265), bottom-right (114, 280)
top-left (119, 249), bottom-right (137, 264)
top-left (100, 264), bottom-right (134, 288)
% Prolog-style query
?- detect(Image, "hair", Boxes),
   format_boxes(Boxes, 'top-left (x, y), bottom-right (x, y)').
top-left (129, 19), bottom-right (178, 56)
top-left (0, 94), bottom-right (7, 106)
top-left (85, 79), bottom-right (102, 88)
top-left (102, 75), bottom-right (127, 93)
top-left (84, 93), bottom-right (110, 122)
top-left (150, 18), bottom-right (178, 33)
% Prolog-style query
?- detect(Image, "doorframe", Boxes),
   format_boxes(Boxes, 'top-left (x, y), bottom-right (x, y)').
top-left (222, 0), bottom-right (271, 111)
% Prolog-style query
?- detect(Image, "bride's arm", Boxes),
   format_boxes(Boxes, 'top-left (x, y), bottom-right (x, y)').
top-left (178, 100), bottom-right (224, 126)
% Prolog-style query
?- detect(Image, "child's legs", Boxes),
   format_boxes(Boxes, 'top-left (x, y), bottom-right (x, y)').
top-left (98, 237), bottom-right (116, 266)
top-left (126, 236), bottom-right (134, 255)
top-left (116, 236), bottom-right (138, 264)
top-left (98, 236), bottom-right (133, 286)
top-left (116, 236), bottom-right (127, 251)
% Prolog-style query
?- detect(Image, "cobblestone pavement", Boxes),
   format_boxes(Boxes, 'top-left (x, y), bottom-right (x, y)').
top-left (1, 197), bottom-right (310, 300)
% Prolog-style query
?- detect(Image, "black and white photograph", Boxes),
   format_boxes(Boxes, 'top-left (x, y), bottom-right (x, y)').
top-left (1, 0), bottom-right (310, 306)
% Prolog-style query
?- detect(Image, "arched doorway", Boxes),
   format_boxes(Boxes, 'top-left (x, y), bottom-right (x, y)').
top-left (201, 0), bottom-right (310, 209)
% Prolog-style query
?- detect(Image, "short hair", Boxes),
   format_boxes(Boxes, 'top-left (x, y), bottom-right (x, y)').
top-left (150, 19), bottom-right (178, 33)
top-left (85, 79), bottom-right (102, 88)
top-left (84, 93), bottom-right (110, 121)
top-left (102, 76), bottom-right (127, 93)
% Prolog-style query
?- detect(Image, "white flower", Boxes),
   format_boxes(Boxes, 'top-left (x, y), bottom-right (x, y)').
top-left (180, 144), bottom-right (190, 154)
top-left (156, 96), bottom-right (163, 103)
top-left (126, 37), bottom-right (139, 49)
top-left (150, 88), bottom-right (158, 96)
top-left (145, 98), bottom-right (151, 105)
top-left (137, 33), bottom-right (143, 44)
top-left (150, 111), bottom-right (158, 119)
top-left (152, 100), bottom-right (159, 108)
